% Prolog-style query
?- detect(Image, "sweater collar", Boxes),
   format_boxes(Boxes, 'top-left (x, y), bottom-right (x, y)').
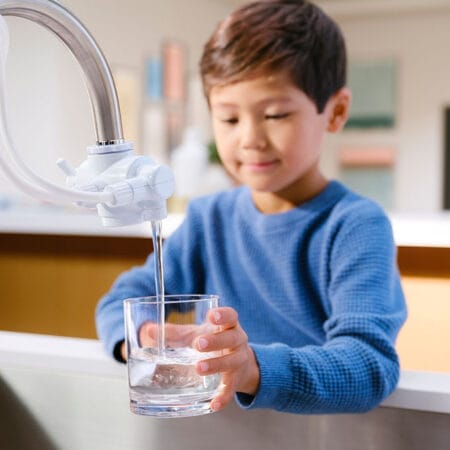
top-left (237, 180), bottom-right (347, 234)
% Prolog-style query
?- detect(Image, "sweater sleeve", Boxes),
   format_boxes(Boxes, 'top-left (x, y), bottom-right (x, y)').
top-left (95, 203), bottom-right (206, 359)
top-left (236, 212), bottom-right (407, 413)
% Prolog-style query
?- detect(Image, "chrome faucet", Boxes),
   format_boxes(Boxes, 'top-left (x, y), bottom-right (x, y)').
top-left (0, 0), bottom-right (174, 225)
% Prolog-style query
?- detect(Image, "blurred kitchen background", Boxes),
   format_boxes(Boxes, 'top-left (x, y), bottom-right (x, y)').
top-left (1, 0), bottom-right (450, 213)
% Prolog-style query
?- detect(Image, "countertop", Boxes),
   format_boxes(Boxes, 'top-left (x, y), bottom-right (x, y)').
top-left (1, 203), bottom-right (450, 247)
top-left (1, 331), bottom-right (449, 414)
top-left (0, 204), bottom-right (185, 239)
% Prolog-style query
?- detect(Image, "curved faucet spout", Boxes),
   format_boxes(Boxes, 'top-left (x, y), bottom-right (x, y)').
top-left (0, 0), bottom-right (123, 144)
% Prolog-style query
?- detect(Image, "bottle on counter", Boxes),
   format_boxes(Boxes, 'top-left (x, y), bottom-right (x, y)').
top-left (169, 127), bottom-right (209, 212)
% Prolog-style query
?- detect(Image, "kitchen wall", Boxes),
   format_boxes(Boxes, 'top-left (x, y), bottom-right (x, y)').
top-left (320, 3), bottom-right (450, 212)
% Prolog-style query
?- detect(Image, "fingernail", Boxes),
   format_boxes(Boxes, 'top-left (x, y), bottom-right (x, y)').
top-left (199, 361), bottom-right (209, 372)
top-left (211, 401), bottom-right (221, 411)
top-left (214, 311), bottom-right (221, 323)
top-left (198, 337), bottom-right (208, 350)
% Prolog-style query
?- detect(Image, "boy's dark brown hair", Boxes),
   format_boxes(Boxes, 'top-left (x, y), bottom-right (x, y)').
top-left (200, 0), bottom-right (346, 113)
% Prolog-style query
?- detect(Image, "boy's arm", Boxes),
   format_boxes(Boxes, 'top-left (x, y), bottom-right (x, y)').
top-left (236, 215), bottom-right (407, 414)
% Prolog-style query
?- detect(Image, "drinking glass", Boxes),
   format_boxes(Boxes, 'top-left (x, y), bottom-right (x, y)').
top-left (123, 294), bottom-right (221, 417)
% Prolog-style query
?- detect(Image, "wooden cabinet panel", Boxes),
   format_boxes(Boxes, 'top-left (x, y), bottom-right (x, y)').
top-left (0, 234), bottom-right (152, 338)
top-left (397, 276), bottom-right (450, 372)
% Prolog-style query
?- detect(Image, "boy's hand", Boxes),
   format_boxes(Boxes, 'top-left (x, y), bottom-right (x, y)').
top-left (194, 307), bottom-right (260, 412)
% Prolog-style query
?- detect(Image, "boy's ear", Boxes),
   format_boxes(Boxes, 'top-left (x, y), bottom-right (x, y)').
top-left (326, 87), bottom-right (351, 133)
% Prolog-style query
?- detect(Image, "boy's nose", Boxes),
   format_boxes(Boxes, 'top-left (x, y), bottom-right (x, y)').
top-left (240, 120), bottom-right (267, 151)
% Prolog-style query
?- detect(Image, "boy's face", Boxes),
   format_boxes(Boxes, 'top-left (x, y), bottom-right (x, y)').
top-left (209, 72), bottom-right (346, 213)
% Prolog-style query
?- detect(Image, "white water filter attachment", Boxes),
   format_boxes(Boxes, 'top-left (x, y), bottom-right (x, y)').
top-left (59, 142), bottom-right (174, 226)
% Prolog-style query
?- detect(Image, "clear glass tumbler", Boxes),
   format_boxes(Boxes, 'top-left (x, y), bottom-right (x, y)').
top-left (123, 294), bottom-right (221, 417)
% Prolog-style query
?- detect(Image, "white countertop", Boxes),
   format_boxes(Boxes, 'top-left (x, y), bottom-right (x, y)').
top-left (390, 212), bottom-right (450, 248)
top-left (0, 331), bottom-right (449, 414)
top-left (1, 203), bottom-right (450, 247)
top-left (0, 204), bottom-right (185, 239)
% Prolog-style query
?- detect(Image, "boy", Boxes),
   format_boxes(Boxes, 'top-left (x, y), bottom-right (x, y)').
top-left (96, 0), bottom-right (407, 415)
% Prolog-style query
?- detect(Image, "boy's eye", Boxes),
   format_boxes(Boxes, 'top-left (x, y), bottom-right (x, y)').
top-left (265, 113), bottom-right (290, 120)
top-left (221, 117), bottom-right (238, 125)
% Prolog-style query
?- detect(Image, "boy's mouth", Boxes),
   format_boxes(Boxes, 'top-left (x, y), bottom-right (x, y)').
top-left (242, 159), bottom-right (279, 172)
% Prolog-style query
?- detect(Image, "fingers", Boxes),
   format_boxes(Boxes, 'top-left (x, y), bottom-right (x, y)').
top-left (120, 341), bottom-right (127, 361)
top-left (207, 307), bottom-right (238, 330)
top-left (196, 345), bottom-right (249, 375)
top-left (139, 321), bottom-right (200, 347)
top-left (196, 324), bottom-right (247, 352)
top-left (139, 307), bottom-right (239, 349)
top-left (210, 373), bottom-right (236, 412)
top-left (164, 323), bottom-right (199, 346)
top-left (193, 307), bottom-right (260, 412)
top-left (197, 306), bottom-right (245, 352)
top-left (138, 321), bottom-right (157, 346)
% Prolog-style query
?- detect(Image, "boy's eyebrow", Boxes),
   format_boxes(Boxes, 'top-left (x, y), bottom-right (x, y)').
top-left (211, 96), bottom-right (295, 108)
top-left (210, 101), bottom-right (236, 108)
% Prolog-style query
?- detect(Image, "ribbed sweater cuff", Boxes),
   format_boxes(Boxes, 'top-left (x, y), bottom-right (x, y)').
top-left (235, 343), bottom-right (294, 410)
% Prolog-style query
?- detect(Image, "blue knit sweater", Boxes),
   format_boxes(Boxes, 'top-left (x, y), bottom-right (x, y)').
top-left (96, 180), bottom-right (407, 414)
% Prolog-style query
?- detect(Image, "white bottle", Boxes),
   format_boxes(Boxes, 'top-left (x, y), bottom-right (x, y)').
top-left (170, 127), bottom-right (209, 209)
